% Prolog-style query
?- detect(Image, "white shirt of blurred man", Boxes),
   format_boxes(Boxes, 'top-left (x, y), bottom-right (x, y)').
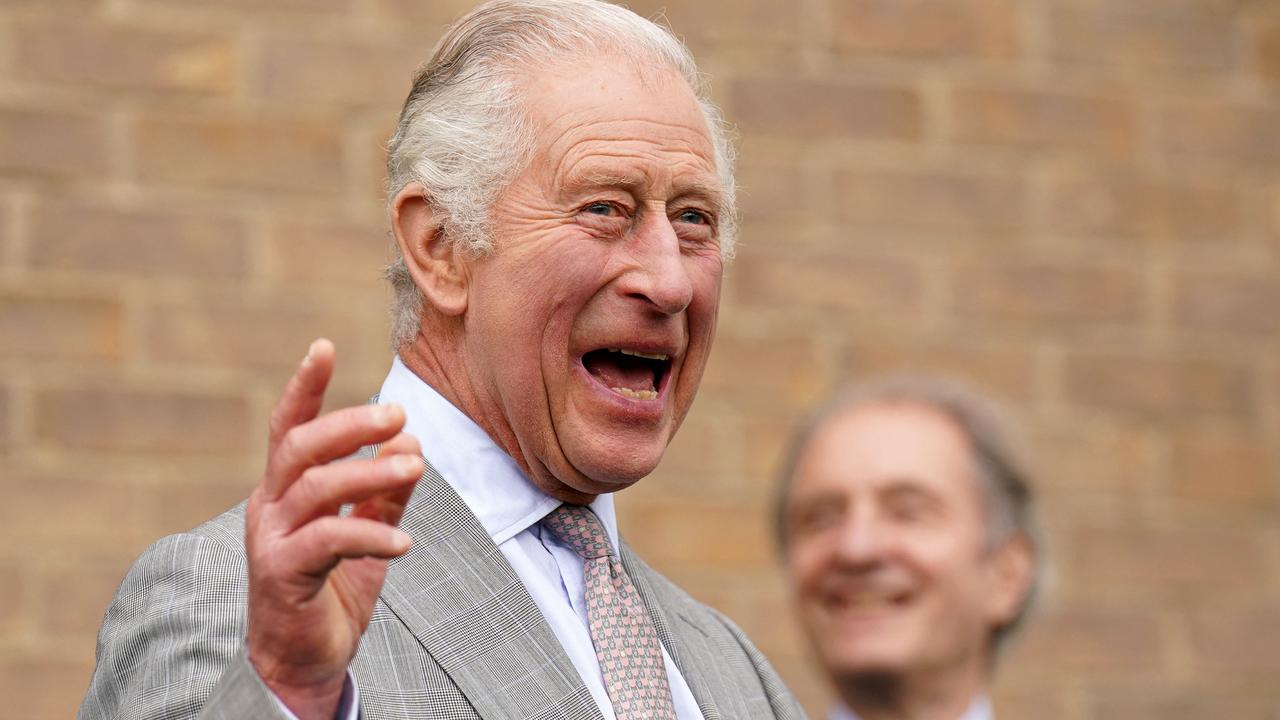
top-left (776, 377), bottom-right (1040, 720)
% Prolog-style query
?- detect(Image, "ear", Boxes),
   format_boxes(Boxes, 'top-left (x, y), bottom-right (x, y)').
top-left (984, 532), bottom-right (1035, 627)
top-left (391, 182), bottom-right (469, 316)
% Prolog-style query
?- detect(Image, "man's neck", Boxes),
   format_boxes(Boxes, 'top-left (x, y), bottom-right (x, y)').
top-left (836, 662), bottom-right (988, 720)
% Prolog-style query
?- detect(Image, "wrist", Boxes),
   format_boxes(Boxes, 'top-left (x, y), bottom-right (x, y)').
top-left (249, 650), bottom-right (347, 720)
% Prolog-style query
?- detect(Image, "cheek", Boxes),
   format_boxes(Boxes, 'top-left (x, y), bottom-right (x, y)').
top-left (786, 544), bottom-right (831, 597)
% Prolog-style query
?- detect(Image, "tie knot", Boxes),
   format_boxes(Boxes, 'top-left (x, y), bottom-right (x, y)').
top-left (542, 503), bottom-right (612, 560)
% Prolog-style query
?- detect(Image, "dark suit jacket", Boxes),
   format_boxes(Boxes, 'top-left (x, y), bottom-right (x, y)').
top-left (79, 456), bottom-right (806, 719)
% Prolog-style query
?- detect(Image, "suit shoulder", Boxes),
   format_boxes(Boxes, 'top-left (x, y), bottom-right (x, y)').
top-left (80, 503), bottom-right (250, 719)
top-left (621, 545), bottom-right (743, 635)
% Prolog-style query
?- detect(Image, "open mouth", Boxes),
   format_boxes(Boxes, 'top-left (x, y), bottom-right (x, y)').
top-left (581, 348), bottom-right (672, 401)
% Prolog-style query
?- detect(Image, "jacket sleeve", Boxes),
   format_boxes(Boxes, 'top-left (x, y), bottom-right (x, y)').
top-left (77, 531), bottom-right (293, 720)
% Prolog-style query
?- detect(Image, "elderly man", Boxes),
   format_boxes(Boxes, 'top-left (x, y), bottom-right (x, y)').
top-left (776, 377), bottom-right (1039, 720)
top-left (79, 2), bottom-right (802, 719)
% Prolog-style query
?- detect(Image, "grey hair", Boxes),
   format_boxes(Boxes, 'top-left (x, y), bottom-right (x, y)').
top-left (774, 373), bottom-right (1042, 657)
top-left (383, 0), bottom-right (738, 349)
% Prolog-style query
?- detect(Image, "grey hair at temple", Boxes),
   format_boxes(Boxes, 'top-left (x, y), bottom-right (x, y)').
top-left (773, 373), bottom-right (1043, 654)
top-left (383, 0), bottom-right (738, 349)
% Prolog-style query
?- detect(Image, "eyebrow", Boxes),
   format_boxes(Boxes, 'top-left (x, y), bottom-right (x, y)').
top-left (562, 170), bottom-right (725, 207)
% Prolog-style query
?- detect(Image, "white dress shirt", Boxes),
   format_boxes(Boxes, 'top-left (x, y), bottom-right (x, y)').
top-left (829, 695), bottom-right (993, 720)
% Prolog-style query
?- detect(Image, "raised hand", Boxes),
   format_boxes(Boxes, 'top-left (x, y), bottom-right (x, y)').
top-left (244, 339), bottom-right (422, 719)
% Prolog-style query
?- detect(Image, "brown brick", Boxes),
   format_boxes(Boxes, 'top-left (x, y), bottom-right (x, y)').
top-left (1260, 21), bottom-right (1280, 84)
top-left (951, 261), bottom-right (1143, 325)
top-left (1033, 416), bottom-right (1163, 492)
top-left (0, 557), bottom-right (20, 630)
top-left (836, 168), bottom-right (1029, 233)
top-left (263, 218), bottom-right (391, 288)
top-left (1175, 271), bottom-right (1280, 334)
top-left (1068, 525), bottom-right (1267, 598)
top-left (148, 477), bottom-right (256, 535)
top-left (1187, 609), bottom-right (1280, 676)
top-left (1063, 353), bottom-right (1252, 417)
top-left (0, 107), bottom-right (108, 178)
top-left (138, 0), bottom-right (348, 11)
top-left (372, 0), bottom-right (499, 24)
top-left (606, 0), bottom-right (801, 45)
top-left (29, 202), bottom-right (248, 279)
top-left (991, 686), bottom-right (1072, 720)
top-left (136, 113), bottom-right (344, 193)
top-left (1091, 691), bottom-right (1280, 720)
top-left (844, 338), bottom-right (1037, 403)
top-left (950, 87), bottom-right (1136, 159)
top-left (0, 290), bottom-right (123, 362)
top-left (732, 78), bottom-right (923, 141)
top-left (42, 556), bottom-right (135, 635)
top-left (0, 656), bottom-right (94, 720)
top-left (15, 18), bottom-right (238, 94)
top-left (146, 296), bottom-right (382, 374)
top-left (732, 251), bottom-right (924, 316)
top-left (623, 501), bottom-right (774, 572)
top-left (701, 330), bottom-right (826, 411)
top-left (1048, 6), bottom-right (1236, 73)
top-left (35, 387), bottom-right (250, 454)
top-left (0, 385), bottom-right (11, 448)
top-left (257, 37), bottom-right (420, 109)
top-left (735, 158), bottom-right (806, 223)
top-left (1046, 172), bottom-right (1238, 244)
top-left (832, 0), bottom-right (1020, 59)
top-left (0, 470), bottom-right (150, 540)
top-left (1013, 608), bottom-right (1169, 678)
top-left (1171, 425), bottom-right (1276, 504)
top-left (2, 0), bottom-right (99, 8)
top-left (1160, 100), bottom-right (1280, 170)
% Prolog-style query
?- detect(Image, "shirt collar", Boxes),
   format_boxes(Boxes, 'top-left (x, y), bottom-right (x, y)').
top-left (830, 695), bottom-right (992, 720)
top-left (378, 355), bottom-right (619, 549)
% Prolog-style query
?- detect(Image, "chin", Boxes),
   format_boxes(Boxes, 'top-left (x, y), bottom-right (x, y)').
top-left (572, 453), bottom-right (660, 487)
top-left (825, 647), bottom-right (914, 678)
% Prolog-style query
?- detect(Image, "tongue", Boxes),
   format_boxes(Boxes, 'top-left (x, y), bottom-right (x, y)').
top-left (583, 352), bottom-right (655, 392)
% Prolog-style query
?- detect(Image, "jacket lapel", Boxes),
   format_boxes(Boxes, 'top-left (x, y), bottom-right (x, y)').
top-left (622, 544), bottom-right (726, 720)
top-left (378, 457), bottom-right (602, 720)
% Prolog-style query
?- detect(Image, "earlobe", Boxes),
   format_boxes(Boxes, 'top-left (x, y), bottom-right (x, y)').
top-left (391, 182), bottom-right (469, 317)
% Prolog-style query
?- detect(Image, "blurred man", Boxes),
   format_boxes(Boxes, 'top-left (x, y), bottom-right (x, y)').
top-left (80, 2), bottom-right (803, 718)
top-left (776, 376), bottom-right (1039, 720)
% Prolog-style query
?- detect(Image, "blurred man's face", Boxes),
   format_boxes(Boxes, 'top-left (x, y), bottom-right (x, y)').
top-left (457, 56), bottom-right (725, 502)
top-left (783, 402), bottom-right (1023, 681)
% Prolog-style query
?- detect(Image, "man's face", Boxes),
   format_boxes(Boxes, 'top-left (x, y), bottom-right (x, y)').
top-left (458, 56), bottom-right (724, 501)
top-left (783, 402), bottom-right (1021, 681)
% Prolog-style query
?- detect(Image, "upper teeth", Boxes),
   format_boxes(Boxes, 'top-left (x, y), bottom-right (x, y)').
top-left (610, 348), bottom-right (669, 361)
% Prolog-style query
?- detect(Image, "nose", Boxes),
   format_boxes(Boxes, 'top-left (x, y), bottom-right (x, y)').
top-left (832, 509), bottom-right (889, 569)
top-left (617, 210), bottom-right (694, 315)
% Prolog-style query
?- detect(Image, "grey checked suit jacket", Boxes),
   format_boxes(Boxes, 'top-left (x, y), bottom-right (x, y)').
top-left (80, 455), bottom-right (806, 719)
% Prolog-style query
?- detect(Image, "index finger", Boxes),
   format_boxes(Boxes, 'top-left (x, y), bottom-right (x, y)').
top-left (268, 338), bottom-right (336, 457)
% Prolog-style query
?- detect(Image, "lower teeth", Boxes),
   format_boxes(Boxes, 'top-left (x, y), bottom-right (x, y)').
top-left (612, 387), bottom-right (657, 400)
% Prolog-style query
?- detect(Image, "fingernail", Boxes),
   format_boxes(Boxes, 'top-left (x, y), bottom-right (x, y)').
top-left (375, 404), bottom-right (402, 426)
top-left (391, 529), bottom-right (412, 552)
top-left (391, 454), bottom-right (421, 477)
top-left (302, 340), bottom-right (318, 366)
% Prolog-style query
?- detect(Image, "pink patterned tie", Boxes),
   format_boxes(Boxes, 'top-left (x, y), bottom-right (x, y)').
top-left (541, 504), bottom-right (678, 720)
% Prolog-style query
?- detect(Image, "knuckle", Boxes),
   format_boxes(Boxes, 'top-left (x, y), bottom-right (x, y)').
top-left (277, 427), bottom-right (307, 466)
top-left (268, 405), bottom-right (290, 440)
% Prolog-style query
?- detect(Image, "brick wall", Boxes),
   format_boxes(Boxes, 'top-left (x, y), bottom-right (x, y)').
top-left (1, 1), bottom-right (1277, 717)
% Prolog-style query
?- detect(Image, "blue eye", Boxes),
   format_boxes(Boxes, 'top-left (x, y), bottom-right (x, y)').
top-left (585, 202), bottom-right (615, 216)
top-left (678, 209), bottom-right (709, 225)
